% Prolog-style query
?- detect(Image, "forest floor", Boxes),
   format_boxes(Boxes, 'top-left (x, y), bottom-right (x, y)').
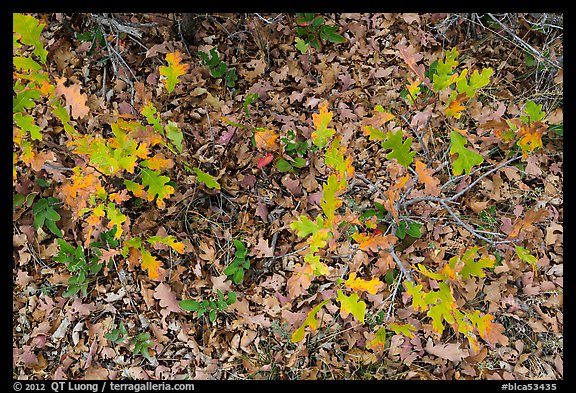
top-left (13, 13), bottom-right (563, 380)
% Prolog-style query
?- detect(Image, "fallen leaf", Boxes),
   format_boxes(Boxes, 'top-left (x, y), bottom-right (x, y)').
top-left (255, 201), bottom-right (268, 222)
top-left (198, 241), bottom-right (215, 261)
top-left (257, 152), bottom-right (274, 169)
top-left (424, 339), bottom-right (468, 362)
top-left (154, 282), bottom-right (182, 313)
top-left (251, 237), bottom-right (274, 258)
top-left (281, 175), bottom-right (302, 196)
top-left (54, 76), bottom-right (89, 119)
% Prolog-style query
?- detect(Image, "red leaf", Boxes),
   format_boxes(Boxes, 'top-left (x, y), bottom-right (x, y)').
top-left (257, 152), bottom-right (274, 169)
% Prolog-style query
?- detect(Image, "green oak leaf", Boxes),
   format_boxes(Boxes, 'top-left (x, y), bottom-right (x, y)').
top-left (166, 121), bottom-right (183, 152)
top-left (141, 168), bottom-right (175, 206)
top-left (459, 246), bottom-right (495, 279)
top-left (521, 100), bottom-right (546, 125)
top-left (449, 131), bottom-right (483, 175)
top-left (381, 130), bottom-right (416, 168)
top-left (290, 215), bottom-right (325, 238)
top-left (336, 289), bottom-right (366, 324)
top-left (194, 167), bottom-right (221, 190)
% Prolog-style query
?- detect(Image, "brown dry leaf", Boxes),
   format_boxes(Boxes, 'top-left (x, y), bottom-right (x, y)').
top-left (507, 207), bottom-right (549, 239)
top-left (251, 237), bottom-right (274, 258)
top-left (287, 263), bottom-right (314, 299)
top-left (198, 241), bottom-right (216, 261)
top-left (255, 201), bottom-right (268, 222)
top-left (467, 199), bottom-right (490, 214)
top-left (281, 175), bottom-right (302, 196)
top-left (54, 76), bottom-right (90, 119)
top-left (211, 275), bottom-right (233, 293)
top-left (424, 339), bottom-right (468, 362)
top-left (414, 160), bottom-right (441, 196)
top-left (154, 282), bottom-right (182, 313)
top-left (243, 57), bottom-right (266, 82)
top-left (83, 365), bottom-right (109, 380)
top-left (361, 111), bottom-right (395, 128)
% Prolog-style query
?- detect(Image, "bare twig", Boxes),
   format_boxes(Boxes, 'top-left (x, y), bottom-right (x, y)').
top-left (386, 271), bottom-right (404, 322)
top-left (388, 246), bottom-right (414, 283)
top-left (446, 154), bottom-right (522, 202)
top-left (400, 114), bottom-right (432, 165)
top-left (92, 13), bottom-right (144, 39)
top-left (486, 13), bottom-right (561, 70)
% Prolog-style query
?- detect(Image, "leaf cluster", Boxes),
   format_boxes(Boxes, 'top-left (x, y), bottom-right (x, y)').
top-left (198, 48), bottom-right (238, 88)
top-left (223, 239), bottom-right (250, 284)
top-left (179, 290), bottom-right (237, 323)
top-left (294, 13), bottom-right (346, 53)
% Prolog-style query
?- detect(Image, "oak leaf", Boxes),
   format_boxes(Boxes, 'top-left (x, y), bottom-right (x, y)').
top-left (159, 51), bottom-right (189, 93)
top-left (381, 130), bottom-right (415, 168)
top-left (311, 102), bottom-right (335, 148)
top-left (517, 124), bottom-right (546, 158)
top-left (445, 99), bottom-right (466, 119)
top-left (351, 232), bottom-right (396, 253)
top-left (324, 136), bottom-right (354, 179)
top-left (287, 263), bottom-right (314, 299)
top-left (395, 43), bottom-right (432, 89)
top-left (147, 235), bottom-right (186, 254)
top-left (389, 323), bottom-right (417, 339)
top-left (154, 282), bottom-right (182, 313)
top-left (291, 300), bottom-right (329, 343)
top-left (414, 160), bottom-right (441, 196)
top-left (141, 168), bottom-right (175, 208)
top-left (194, 167), bottom-right (221, 190)
top-left (344, 272), bottom-right (382, 295)
top-left (367, 327), bottom-right (388, 351)
top-left (198, 241), bottom-right (215, 261)
top-left (140, 248), bottom-right (162, 280)
top-left (54, 76), bottom-right (89, 119)
top-left (257, 152), bottom-right (274, 169)
top-left (321, 174), bottom-right (346, 228)
top-left (251, 237), bottom-right (274, 258)
top-left (466, 310), bottom-right (509, 347)
top-left (424, 339), bottom-right (468, 362)
top-left (361, 106), bottom-right (395, 128)
top-left (449, 130), bottom-right (483, 175)
top-left (337, 289), bottom-right (366, 324)
top-left (254, 129), bottom-right (278, 151)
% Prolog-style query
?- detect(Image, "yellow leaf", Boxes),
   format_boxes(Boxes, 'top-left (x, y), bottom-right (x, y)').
top-left (345, 272), bottom-right (382, 295)
top-left (311, 101), bottom-right (336, 148)
top-left (159, 51), bottom-right (189, 93)
top-left (142, 153), bottom-right (174, 171)
top-left (141, 248), bottom-right (162, 280)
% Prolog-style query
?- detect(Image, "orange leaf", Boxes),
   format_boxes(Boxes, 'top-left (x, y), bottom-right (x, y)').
top-left (142, 153), bottom-right (174, 171)
top-left (414, 160), bottom-right (441, 196)
top-left (383, 174), bottom-right (410, 224)
top-left (517, 124), bottom-right (545, 157)
top-left (351, 232), bottom-right (396, 252)
top-left (445, 99), bottom-right (466, 119)
top-left (287, 263), bottom-right (314, 299)
top-left (254, 129), bottom-right (278, 151)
